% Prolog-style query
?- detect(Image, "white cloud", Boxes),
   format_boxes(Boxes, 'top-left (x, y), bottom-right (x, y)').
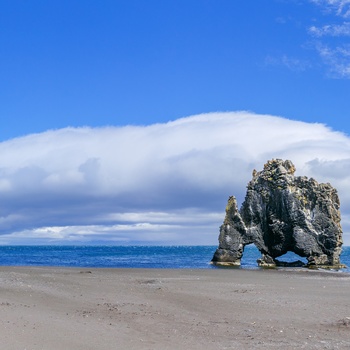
top-left (308, 1), bottom-right (350, 78)
top-left (315, 43), bottom-right (350, 77)
top-left (264, 55), bottom-right (311, 72)
top-left (309, 22), bottom-right (350, 36)
top-left (1, 112), bottom-right (350, 245)
top-left (311, 0), bottom-right (350, 18)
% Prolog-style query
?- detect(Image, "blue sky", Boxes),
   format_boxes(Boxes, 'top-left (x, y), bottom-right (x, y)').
top-left (1, 0), bottom-right (350, 139)
top-left (1, 0), bottom-right (350, 246)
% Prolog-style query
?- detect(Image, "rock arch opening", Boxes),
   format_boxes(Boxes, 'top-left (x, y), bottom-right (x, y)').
top-left (274, 251), bottom-right (307, 267)
top-left (240, 244), bottom-right (260, 268)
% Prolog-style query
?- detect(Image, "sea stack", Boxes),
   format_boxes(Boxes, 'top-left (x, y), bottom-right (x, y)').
top-left (212, 159), bottom-right (345, 268)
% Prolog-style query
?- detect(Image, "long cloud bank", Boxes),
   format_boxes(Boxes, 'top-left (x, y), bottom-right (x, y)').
top-left (1, 112), bottom-right (350, 245)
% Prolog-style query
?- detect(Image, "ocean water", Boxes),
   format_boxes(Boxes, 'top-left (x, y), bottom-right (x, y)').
top-left (0, 245), bottom-right (349, 273)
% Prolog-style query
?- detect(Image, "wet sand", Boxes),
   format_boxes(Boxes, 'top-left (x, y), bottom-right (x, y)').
top-left (0, 267), bottom-right (349, 349)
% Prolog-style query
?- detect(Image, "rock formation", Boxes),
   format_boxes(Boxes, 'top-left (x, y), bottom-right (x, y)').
top-left (212, 159), bottom-right (345, 268)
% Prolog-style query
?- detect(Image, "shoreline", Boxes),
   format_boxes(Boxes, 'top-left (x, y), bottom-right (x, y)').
top-left (2, 263), bottom-right (349, 275)
top-left (1, 267), bottom-right (350, 349)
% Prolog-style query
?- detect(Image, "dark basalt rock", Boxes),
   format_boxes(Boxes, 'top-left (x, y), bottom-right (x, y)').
top-left (212, 159), bottom-right (345, 269)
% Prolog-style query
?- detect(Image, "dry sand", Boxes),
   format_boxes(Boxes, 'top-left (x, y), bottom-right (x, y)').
top-left (0, 267), bottom-right (349, 349)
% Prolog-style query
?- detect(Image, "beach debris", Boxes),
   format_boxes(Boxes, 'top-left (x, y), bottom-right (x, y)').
top-left (336, 318), bottom-right (350, 327)
top-left (212, 159), bottom-right (345, 269)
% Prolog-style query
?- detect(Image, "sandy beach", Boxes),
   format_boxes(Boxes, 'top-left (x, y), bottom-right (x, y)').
top-left (0, 267), bottom-right (349, 349)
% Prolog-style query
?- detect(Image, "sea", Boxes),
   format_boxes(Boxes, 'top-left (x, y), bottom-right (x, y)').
top-left (0, 245), bottom-right (349, 273)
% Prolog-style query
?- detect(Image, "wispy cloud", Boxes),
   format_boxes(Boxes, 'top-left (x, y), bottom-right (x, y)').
top-left (1, 112), bottom-right (350, 245)
top-left (264, 55), bottom-right (311, 72)
top-left (309, 22), bottom-right (350, 36)
top-left (316, 43), bottom-right (350, 77)
top-left (309, 1), bottom-right (350, 77)
top-left (311, 0), bottom-right (350, 18)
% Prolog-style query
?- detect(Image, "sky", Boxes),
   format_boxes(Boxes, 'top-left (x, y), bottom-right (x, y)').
top-left (1, 0), bottom-right (350, 246)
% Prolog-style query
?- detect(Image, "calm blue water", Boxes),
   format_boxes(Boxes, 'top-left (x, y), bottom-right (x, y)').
top-left (0, 245), bottom-right (349, 273)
